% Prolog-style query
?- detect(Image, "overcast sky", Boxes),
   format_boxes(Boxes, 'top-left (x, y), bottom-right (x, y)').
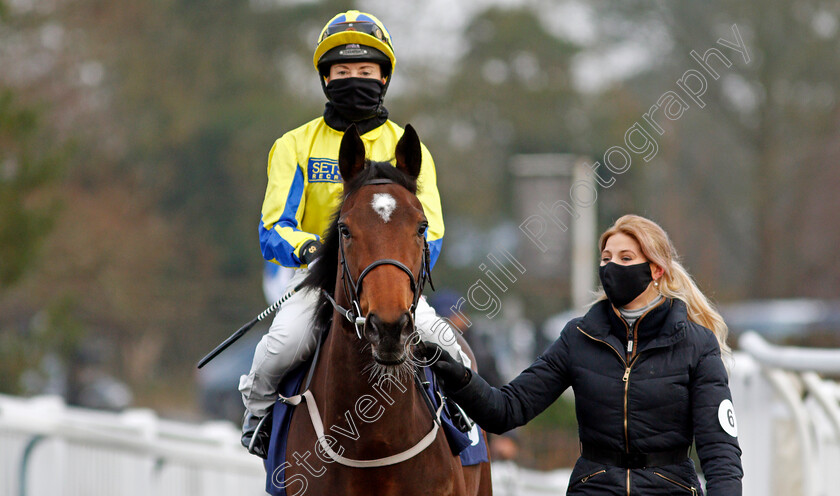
top-left (359, 0), bottom-right (652, 93)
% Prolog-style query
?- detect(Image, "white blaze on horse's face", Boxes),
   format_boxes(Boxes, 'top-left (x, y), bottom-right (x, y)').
top-left (370, 193), bottom-right (397, 223)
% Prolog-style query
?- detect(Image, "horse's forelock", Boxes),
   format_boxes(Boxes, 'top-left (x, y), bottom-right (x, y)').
top-left (344, 161), bottom-right (418, 197)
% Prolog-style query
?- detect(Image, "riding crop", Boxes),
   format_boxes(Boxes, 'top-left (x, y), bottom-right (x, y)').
top-left (197, 282), bottom-right (304, 368)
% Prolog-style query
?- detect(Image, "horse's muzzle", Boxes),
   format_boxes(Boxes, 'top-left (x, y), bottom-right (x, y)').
top-left (366, 311), bottom-right (413, 364)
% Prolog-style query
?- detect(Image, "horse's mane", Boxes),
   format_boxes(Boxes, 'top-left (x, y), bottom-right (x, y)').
top-left (302, 160), bottom-right (419, 336)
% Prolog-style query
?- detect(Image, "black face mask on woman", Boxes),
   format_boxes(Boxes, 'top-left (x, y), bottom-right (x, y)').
top-left (324, 77), bottom-right (385, 122)
top-left (598, 261), bottom-right (653, 308)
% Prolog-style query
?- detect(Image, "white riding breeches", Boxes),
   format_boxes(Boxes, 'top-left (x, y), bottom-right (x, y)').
top-left (239, 268), bottom-right (471, 417)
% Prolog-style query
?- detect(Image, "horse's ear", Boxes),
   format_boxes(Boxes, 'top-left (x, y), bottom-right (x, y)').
top-left (395, 124), bottom-right (421, 180)
top-left (339, 124), bottom-right (366, 183)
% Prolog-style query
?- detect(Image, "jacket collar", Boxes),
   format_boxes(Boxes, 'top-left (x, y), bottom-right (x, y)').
top-left (579, 298), bottom-right (689, 352)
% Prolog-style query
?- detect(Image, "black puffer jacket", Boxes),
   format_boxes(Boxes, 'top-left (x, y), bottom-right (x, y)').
top-left (451, 298), bottom-right (742, 495)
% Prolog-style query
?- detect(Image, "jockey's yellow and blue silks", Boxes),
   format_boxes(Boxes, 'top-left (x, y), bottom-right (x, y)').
top-left (259, 117), bottom-right (444, 269)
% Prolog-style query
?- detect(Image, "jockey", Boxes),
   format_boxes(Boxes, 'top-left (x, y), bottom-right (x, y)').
top-left (239, 9), bottom-right (471, 457)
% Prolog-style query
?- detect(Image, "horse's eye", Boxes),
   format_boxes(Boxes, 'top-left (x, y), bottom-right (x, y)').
top-left (417, 222), bottom-right (428, 236)
top-left (338, 223), bottom-right (351, 239)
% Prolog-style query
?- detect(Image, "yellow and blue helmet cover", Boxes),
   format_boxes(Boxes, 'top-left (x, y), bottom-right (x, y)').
top-left (313, 10), bottom-right (396, 76)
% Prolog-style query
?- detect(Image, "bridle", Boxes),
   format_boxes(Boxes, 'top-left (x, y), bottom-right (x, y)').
top-left (323, 178), bottom-right (434, 339)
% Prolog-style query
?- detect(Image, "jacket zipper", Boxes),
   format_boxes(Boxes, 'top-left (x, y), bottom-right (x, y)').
top-left (580, 469), bottom-right (606, 484)
top-left (619, 316), bottom-right (633, 356)
top-left (617, 316), bottom-right (634, 496)
top-left (580, 323), bottom-right (645, 496)
top-left (578, 327), bottom-right (633, 447)
top-left (622, 364), bottom-right (631, 451)
top-left (585, 299), bottom-right (670, 496)
top-left (654, 472), bottom-right (698, 494)
top-left (620, 298), bottom-right (664, 361)
top-left (626, 469), bottom-right (631, 496)
top-left (623, 361), bottom-right (633, 496)
top-left (617, 301), bottom-right (663, 452)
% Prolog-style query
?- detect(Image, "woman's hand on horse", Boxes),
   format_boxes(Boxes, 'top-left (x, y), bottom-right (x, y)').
top-left (417, 342), bottom-right (472, 391)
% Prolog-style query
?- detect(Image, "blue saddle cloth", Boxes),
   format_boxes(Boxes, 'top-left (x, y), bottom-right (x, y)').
top-left (263, 364), bottom-right (308, 496)
top-left (421, 366), bottom-right (490, 466)
top-left (264, 364), bottom-right (488, 496)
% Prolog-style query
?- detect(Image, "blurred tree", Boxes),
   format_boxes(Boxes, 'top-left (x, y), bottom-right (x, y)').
top-left (520, 397), bottom-right (579, 469)
top-left (0, 0), bottom-right (378, 398)
top-left (70, 0), bottom-right (364, 382)
top-left (410, 7), bottom-right (582, 221)
top-left (0, 87), bottom-right (73, 394)
top-left (589, 0), bottom-right (840, 300)
top-left (391, 7), bottom-right (587, 320)
top-left (0, 90), bottom-right (65, 287)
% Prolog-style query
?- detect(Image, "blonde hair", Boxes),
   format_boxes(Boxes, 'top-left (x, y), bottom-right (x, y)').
top-left (597, 214), bottom-right (731, 363)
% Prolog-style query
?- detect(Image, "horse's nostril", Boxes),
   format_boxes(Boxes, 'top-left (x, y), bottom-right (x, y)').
top-left (365, 312), bottom-right (412, 342)
top-left (366, 313), bottom-right (381, 334)
top-left (398, 312), bottom-right (412, 330)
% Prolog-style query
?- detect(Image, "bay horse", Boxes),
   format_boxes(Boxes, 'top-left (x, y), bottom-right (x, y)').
top-left (280, 124), bottom-right (492, 496)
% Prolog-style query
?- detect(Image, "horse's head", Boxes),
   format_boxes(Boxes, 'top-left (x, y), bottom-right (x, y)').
top-left (333, 124), bottom-right (429, 369)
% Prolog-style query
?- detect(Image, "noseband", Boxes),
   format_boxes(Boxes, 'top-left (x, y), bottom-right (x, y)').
top-left (324, 178), bottom-right (434, 339)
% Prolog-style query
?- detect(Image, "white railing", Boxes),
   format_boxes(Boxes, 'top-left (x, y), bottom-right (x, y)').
top-left (732, 331), bottom-right (840, 496)
top-left (2, 331), bottom-right (838, 496)
top-left (0, 394), bottom-right (568, 496)
top-left (0, 394), bottom-right (266, 496)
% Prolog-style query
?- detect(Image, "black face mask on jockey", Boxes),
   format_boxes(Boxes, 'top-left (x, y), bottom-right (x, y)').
top-left (598, 261), bottom-right (653, 308)
top-left (324, 77), bottom-right (385, 122)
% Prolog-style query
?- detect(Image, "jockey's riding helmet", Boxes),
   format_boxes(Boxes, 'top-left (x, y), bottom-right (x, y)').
top-left (313, 10), bottom-right (396, 79)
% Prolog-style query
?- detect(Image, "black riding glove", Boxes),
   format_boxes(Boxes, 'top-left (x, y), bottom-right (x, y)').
top-left (418, 342), bottom-right (471, 392)
top-left (299, 239), bottom-right (323, 266)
